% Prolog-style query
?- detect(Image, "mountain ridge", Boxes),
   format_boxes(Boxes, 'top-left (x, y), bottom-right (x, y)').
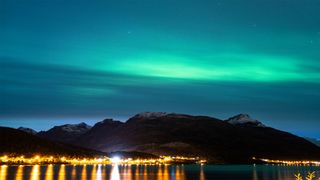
top-left (69, 112), bottom-right (320, 163)
top-left (13, 112), bottom-right (320, 163)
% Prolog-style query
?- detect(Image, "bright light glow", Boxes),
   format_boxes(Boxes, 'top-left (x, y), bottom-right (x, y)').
top-left (111, 157), bottom-right (121, 164)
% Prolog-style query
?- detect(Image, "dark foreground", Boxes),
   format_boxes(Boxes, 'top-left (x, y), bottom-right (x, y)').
top-left (1, 164), bottom-right (319, 180)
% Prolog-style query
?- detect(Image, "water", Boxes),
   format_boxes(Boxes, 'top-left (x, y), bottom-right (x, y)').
top-left (0, 164), bottom-right (319, 180)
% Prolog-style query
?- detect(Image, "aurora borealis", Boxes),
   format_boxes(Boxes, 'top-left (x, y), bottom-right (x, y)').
top-left (1, 0), bottom-right (320, 137)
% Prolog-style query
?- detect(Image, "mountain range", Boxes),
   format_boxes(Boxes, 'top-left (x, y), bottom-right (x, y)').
top-left (0, 126), bottom-right (105, 157)
top-left (16, 112), bottom-right (320, 163)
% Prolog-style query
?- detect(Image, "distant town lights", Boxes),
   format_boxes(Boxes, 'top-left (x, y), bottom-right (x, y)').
top-left (0, 155), bottom-right (206, 165)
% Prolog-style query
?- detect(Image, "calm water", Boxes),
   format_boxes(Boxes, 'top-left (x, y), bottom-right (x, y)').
top-left (0, 164), bottom-right (319, 180)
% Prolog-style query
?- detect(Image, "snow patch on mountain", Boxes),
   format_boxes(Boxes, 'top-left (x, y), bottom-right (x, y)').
top-left (226, 114), bottom-right (266, 127)
top-left (59, 122), bottom-right (92, 133)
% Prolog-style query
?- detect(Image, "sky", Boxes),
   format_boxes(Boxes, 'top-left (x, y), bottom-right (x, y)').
top-left (1, 0), bottom-right (320, 138)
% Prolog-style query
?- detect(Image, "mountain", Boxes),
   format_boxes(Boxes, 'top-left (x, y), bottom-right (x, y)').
top-left (305, 137), bottom-right (320, 147)
top-left (63, 112), bottom-right (320, 163)
top-left (37, 122), bottom-right (91, 143)
top-left (18, 127), bottom-right (37, 135)
top-left (225, 114), bottom-right (266, 127)
top-left (0, 126), bottom-right (105, 157)
top-left (72, 119), bottom-right (124, 150)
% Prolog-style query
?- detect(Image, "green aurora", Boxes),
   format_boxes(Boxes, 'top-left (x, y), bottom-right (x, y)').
top-left (1, 0), bottom-right (320, 137)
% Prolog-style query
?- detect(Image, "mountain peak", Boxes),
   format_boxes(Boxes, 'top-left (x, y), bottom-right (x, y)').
top-left (226, 114), bottom-right (266, 127)
top-left (234, 113), bottom-right (250, 119)
top-left (37, 122), bottom-right (92, 143)
top-left (95, 118), bottom-right (123, 127)
top-left (58, 122), bottom-right (92, 132)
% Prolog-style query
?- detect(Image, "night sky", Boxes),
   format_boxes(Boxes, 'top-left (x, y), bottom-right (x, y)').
top-left (1, 0), bottom-right (320, 138)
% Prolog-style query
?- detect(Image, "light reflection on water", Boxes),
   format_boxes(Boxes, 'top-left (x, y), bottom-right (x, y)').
top-left (15, 165), bottom-right (23, 180)
top-left (57, 165), bottom-right (65, 180)
top-left (0, 165), bottom-right (7, 180)
top-left (31, 165), bottom-right (39, 180)
top-left (81, 165), bottom-right (87, 180)
top-left (45, 165), bottom-right (53, 180)
top-left (110, 165), bottom-right (119, 180)
top-left (1, 164), bottom-right (320, 180)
